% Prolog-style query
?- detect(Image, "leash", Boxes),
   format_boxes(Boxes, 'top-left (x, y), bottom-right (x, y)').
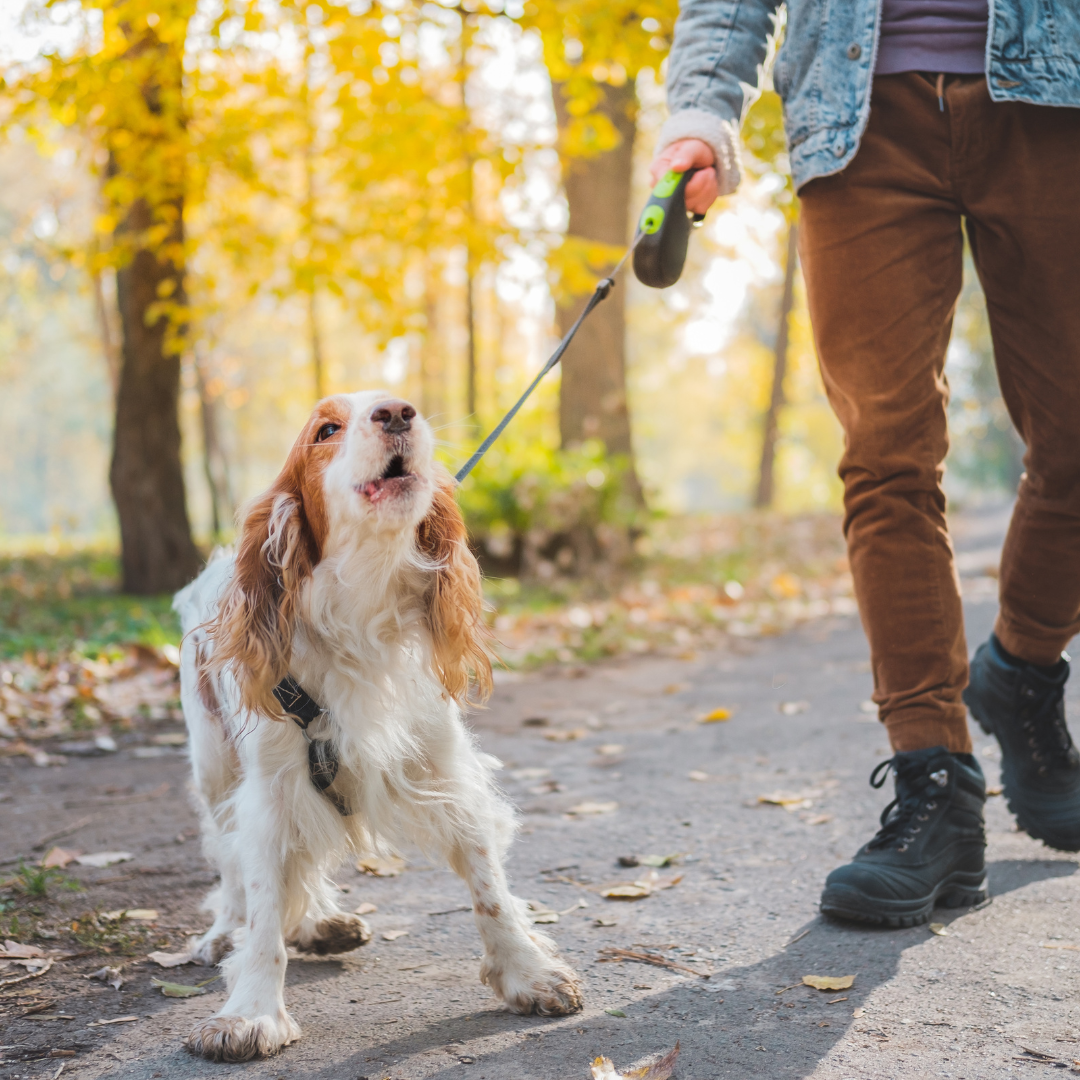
top-left (270, 172), bottom-right (706, 809)
top-left (454, 168), bottom-right (703, 484)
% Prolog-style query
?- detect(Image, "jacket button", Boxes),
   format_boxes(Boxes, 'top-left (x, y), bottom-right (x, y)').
top-left (847, 43), bottom-right (862, 60)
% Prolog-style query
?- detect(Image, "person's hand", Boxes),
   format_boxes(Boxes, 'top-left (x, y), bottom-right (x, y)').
top-left (649, 138), bottom-right (720, 216)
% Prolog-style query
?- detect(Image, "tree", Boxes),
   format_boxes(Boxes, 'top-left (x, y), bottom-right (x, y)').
top-left (521, 0), bottom-right (678, 503)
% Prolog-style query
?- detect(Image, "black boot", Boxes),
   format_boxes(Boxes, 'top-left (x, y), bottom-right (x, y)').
top-left (820, 747), bottom-right (987, 927)
top-left (963, 633), bottom-right (1080, 852)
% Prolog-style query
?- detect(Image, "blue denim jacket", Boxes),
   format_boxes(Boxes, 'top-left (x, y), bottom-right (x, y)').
top-left (658, 0), bottom-right (1080, 193)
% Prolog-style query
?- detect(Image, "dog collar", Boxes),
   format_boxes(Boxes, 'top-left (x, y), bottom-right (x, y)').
top-left (273, 676), bottom-right (352, 816)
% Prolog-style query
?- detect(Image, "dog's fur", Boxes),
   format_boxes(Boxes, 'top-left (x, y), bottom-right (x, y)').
top-left (174, 391), bottom-right (582, 1062)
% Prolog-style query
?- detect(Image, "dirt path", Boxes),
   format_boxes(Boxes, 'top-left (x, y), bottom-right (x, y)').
top-left (3, 509), bottom-right (1078, 1080)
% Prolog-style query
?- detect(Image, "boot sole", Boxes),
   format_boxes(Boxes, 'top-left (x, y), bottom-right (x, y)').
top-left (969, 703), bottom-right (1080, 853)
top-left (820, 871), bottom-right (988, 928)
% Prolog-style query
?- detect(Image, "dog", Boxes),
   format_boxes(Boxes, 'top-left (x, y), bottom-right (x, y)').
top-left (174, 390), bottom-right (583, 1062)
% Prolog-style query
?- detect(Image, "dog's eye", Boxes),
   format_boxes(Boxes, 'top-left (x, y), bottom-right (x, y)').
top-left (315, 423), bottom-right (341, 443)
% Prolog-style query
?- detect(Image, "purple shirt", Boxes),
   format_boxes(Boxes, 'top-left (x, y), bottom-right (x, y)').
top-left (876, 0), bottom-right (989, 75)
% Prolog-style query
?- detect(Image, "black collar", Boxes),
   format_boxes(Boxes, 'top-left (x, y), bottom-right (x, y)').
top-left (273, 676), bottom-right (351, 816)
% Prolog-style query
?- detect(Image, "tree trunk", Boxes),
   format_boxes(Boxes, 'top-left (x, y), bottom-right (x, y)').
top-left (193, 347), bottom-right (233, 540)
top-left (754, 219), bottom-right (799, 510)
top-left (110, 194), bottom-right (202, 593)
top-left (552, 81), bottom-right (642, 501)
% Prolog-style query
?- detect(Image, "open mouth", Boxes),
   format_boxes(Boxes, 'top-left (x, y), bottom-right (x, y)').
top-left (357, 455), bottom-right (416, 503)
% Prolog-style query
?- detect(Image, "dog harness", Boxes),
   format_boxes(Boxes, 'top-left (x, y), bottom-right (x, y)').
top-left (273, 676), bottom-right (352, 816)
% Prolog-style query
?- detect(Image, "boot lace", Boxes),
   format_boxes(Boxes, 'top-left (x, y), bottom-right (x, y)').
top-left (865, 756), bottom-right (947, 852)
top-left (1018, 677), bottom-right (1079, 775)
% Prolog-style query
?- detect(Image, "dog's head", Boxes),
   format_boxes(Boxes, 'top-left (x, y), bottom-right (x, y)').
top-left (207, 391), bottom-right (492, 715)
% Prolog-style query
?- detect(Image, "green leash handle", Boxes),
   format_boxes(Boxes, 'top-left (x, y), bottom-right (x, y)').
top-left (632, 168), bottom-right (706, 289)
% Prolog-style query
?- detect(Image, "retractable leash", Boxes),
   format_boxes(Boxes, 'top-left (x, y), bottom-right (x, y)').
top-left (453, 167), bottom-right (705, 484)
top-left (276, 170), bottom-right (706, 811)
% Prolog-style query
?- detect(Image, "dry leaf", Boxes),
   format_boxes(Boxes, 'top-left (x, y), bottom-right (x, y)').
top-left (697, 708), bottom-right (731, 723)
top-left (928, 923), bottom-right (949, 937)
top-left (596, 744), bottom-right (625, 756)
top-left (356, 854), bottom-right (406, 878)
top-left (125, 909), bottom-right (158, 922)
top-left (75, 852), bottom-right (134, 869)
top-left (3, 941), bottom-right (45, 958)
top-left (853, 1007), bottom-right (865, 1018)
top-left (151, 978), bottom-right (207, 998)
top-left (779, 701), bottom-right (809, 716)
top-left (591, 1041), bottom-right (680, 1080)
top-left (381, 930), bottom-right (409, 941)
top-left (0, 958), bottom-right (53, 986)
top-left (803, 975), bottom-right (855, 991)
top-left (87, 1015), bottom-right (141, 1025)
top-left (40, 847), bottom-right (80, 869)
top-left (605, 1008), bottom-right (627, 1018)
top-left (663, 683), bottom-right (690, 695)
top-left (568, 801), bottom-right (618, 816)
top-left (986, 785), bottom-right (1003, 797)
top-left (602, 883), bottom-right (652, 900)
top-left (758, 792), bottom-right (814, 810)
top-left (544, 728), bottom-right (587, 742)
top-left (146, 950), bottom-right (195, 968)
top-left (594, 918), bottom-right (618, 927)
top-left (687, 770), bottom-right (709, 782)
top-left (354, 902), bottom-right (378, 916)
top-left (86, 966), bottom-right (123, 991)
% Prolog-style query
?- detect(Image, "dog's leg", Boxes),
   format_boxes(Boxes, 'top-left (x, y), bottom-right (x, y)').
top-left (286, 877), bottom-right (372, 956)
top-left (185, 787), bottom-right (301, 1062)
top-left (447, 840), bottom-right (582, 1015)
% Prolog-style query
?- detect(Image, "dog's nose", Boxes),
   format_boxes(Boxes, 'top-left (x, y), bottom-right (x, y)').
top-left (370, 400), bottom-right (416, 435)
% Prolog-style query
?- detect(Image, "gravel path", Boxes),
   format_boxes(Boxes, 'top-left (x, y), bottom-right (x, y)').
top-left (3, 506), bottom-right (1078, 1080)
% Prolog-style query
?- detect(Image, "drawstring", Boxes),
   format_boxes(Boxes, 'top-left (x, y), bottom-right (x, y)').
top-left (936, 72), bottom-right (945, 112)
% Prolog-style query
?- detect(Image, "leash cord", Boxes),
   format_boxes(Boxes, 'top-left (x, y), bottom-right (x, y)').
top-left (454, 233), bottom-right (644, 484)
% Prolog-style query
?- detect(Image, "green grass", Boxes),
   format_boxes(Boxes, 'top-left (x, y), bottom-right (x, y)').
top-left (0, 550), bottom-right (180, 659)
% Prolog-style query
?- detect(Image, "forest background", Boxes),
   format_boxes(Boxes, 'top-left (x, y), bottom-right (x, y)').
top-left (0, 0), bottom-right (1021, 672)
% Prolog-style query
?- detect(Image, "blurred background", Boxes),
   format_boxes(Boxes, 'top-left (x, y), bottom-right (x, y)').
top-left (0, 0), bottom-right (1021, 690)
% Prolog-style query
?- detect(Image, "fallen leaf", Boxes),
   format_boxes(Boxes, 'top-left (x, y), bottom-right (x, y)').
top-left (621, 853), bottom-right (681, 869)
top-left (124, 909), bottom-right (158, 922)
top-left (601, 884), bottom-right (652, 900)
top-left (568, 801), bottom-right (618, 816)
top-left (529, 779), bottom-right (564, 795)
top-left (3, 941), bottom-right (45, 958)
top-left (75, 852), bottom-right (134, 869)
top-left (591, 1041), bottom-right (679, 1080)
top-left (86, 966), bottom-right (123, 991)
top-left (687, 770), bottom-right (709, 782)
top-left (928, 923), bottom-right (949, 936)
top-left (697, 708), bottom-right (731, 723)
top-left (779, 700), bottom-right (810, 716)
top-left (150, 978), bottom-right (206, 998)
top-left (663, 683), bottom-right (690, 695)
top-left (0, 958), bottom-right (53, 986)
top-left (803, 975), bottom-right (855, 991)
top-left (758, 792), bottom-right (814, 810)
top-left (604, 1008), bottom-right (627, 1018)
top-left (88, 1015), bottom-right (141, 1025)
top-left (354, 903), bottom-right (378, 916)
top-left (594, 918), bottom-right (618, 927)
top-left (151, 732), bottom-right (187, 746)
top-left (853, 1007), bottom-right (865, 1018)
top-left (596, 744), bottom-right (625, 756)
top-left (146, 950), bottom-right (195, 968)
top-left (356, 854), bottom-right (406, 878)
top-left (986, 785), bottom-right (1003, 797)
top-left (381, 930), bottom-right (409, 941)
top-left (544, 728), bottom-right (587, 742)
top-left (40, 847), bottom-right (81, 869)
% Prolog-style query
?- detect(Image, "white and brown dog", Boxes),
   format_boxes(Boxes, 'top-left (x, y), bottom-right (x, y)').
top-left (174, 391), bottom-right (582, 1062)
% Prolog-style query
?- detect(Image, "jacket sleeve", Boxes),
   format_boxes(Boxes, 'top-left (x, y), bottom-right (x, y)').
top-left (658, 0), bottom-right (781, 195)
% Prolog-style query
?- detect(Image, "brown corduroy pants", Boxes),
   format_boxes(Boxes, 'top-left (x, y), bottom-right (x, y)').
top-left (798, 72), bottom-right (1080, 754)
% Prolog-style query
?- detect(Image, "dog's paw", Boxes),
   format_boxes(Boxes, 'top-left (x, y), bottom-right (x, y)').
top-left (482, 955), bottom-right (584, 1016)
top-left (187, 929), bottom-right (236, 966)
top-left (184, 1012), bottom-right (300, 1062)
top-left (291, 913), bottom-right (372, 956)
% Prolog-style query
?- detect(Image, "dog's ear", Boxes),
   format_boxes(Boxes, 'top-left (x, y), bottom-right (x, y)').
top-left (207, 482), bottom-right (318, 718)
top-left (417, 478), bottom-right (493, 704)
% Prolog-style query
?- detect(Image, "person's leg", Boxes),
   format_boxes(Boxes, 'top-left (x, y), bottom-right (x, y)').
top-left (799, 74), bottom-right (988, 926)
top-left (949, 77), bottom-right (1080, 851)
top-left (798, 72), bottom-right (971, 755)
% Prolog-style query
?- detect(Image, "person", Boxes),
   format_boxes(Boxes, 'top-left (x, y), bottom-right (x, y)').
top-left (650, 1), bottom-right (1080, 927)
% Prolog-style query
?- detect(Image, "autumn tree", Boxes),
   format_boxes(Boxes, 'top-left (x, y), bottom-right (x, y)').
top-left (519, 0), bottom-right (677, 502)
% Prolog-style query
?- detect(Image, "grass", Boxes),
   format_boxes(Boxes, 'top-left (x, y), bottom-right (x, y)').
top-left (0, 550), bottom-right (180, 659)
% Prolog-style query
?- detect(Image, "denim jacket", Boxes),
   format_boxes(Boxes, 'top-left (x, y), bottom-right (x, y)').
top-left (658, 0), bottom-right (1080, 193)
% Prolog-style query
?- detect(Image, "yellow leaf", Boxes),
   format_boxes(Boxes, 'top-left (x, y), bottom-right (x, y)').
top-left (698, 708), bottom-right (731, 723)
top-left (802, 975), bottom-right (855, 991)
